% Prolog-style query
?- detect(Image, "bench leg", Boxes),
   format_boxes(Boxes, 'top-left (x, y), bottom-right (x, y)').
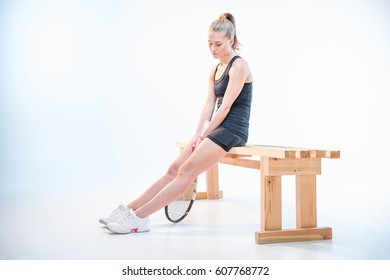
top-left (256, 159), bottom-right (332, 244)
top-left (296, 175), bottom-right (317, 228)
top-left (206, 164), bottom-right (223, 199)
top-left (195, 164), bottom-right (223, 200)
top-left (260, 175), bottom-right (282, 231)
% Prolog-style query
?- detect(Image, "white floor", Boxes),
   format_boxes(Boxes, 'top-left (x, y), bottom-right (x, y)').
top-left (1, 174), bottom-right (389, 260)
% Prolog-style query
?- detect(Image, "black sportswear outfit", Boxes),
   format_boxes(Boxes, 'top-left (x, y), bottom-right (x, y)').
top-left (206, 56), bottom-right (253, 152)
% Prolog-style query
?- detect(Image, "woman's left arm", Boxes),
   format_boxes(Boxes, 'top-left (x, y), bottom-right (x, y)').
top-left (200, 59), bottom-right (250, 138)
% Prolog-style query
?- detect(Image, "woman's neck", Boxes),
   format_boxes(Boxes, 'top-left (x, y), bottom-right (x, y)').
top-left (219, 53), bottom-right (235, 66)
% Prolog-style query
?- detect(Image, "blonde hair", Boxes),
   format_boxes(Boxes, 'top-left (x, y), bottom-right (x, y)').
top-left (210, 13), bottom-right (240, 52)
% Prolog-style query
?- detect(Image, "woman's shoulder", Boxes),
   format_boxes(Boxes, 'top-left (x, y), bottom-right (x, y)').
top-left (231, 56), bottom-right (253, 82)
top-left (232, 56), bottom-right (250, 69)
top-left (231, 56), bottom-right (251, 74)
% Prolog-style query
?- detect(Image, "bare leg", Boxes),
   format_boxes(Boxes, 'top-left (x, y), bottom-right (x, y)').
top-left (127, 141), bottom-right (194, 210)
top-left (134, 138), bottom-right (227, 218)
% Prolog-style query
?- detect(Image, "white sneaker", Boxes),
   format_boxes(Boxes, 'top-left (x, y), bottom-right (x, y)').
top-left (106, 209), bottom-right (151, 233)
top-left (99, 204), bottom-right (129, 225)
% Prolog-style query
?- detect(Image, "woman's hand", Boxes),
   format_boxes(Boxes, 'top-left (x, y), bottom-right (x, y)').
top-left (191, 120), bottom-right (209, 150)
top-left (191, 135), bottom-right (203, 150)
top-left (194, 135), bottom-right (204, 149)
top-left (191, 135), bottom-right (199, 150)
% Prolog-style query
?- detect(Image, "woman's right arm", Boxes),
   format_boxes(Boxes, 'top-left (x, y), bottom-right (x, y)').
top-left (191, 67), bottom-right (217, 148)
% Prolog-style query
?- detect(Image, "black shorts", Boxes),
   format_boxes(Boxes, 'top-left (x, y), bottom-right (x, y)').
top-left (206, 126), bottom-right (246, 152)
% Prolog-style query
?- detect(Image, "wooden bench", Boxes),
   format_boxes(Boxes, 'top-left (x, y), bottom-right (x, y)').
top-left (176, 142), bottom-right (340, 245)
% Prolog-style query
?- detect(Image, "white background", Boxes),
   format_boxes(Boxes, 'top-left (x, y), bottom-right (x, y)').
top-left (1, 0), bottom-right (389, 197)
top-left (0, 0), bottom-right (389, 261)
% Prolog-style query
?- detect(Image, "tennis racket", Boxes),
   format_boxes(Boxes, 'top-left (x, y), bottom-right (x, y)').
top-left (165, 121), bottom-right (208, 223)
top-left (165, 176), bottom-right (197, 223)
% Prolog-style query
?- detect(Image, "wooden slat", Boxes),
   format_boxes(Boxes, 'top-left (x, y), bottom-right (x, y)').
top-left (176, 142), bottom-right (340, 159)
top-left (219, 157), bottom-right (260, 170)
top-left (328, 150), bottom-right (340, 158)
top-left (312, 150), bottom-right (340, 158)
top-left (224, 153), bottom-right (252, 158)
top-left (232, 145), bottom-right (340, 159)
top-left (255, 227), bottom-right (332, 244)
top-left (299, 150), bottom-right (311, 158)
top-left (232, 145), bottom-right (297, 158)
top-left (313, 150), bottom-right (325, 158)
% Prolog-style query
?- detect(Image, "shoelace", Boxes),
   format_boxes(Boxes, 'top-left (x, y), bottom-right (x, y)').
top-left (117, 208), bottom-right (137, 223)
top-left (110, 205), bottom-right (125, 218)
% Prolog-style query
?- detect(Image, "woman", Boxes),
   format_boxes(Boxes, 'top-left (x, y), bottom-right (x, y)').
top-left (100, 13), bottom-right (253, 233)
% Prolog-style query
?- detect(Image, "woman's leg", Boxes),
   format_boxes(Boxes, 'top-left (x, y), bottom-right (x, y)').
top-left (126, 141), bottom-right (194, 210)
top-left (134, 138), bottom-right (227, 218)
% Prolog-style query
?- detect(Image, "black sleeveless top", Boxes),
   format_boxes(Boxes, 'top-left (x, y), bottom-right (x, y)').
top-left (213, 56), bottom-right (252, 142)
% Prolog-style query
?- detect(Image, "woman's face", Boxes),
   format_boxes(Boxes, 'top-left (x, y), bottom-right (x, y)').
top-left (208, 30), bottom-right (233, 59)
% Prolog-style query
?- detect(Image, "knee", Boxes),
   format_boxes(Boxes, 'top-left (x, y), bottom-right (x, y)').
top-left (166, 161), bottom-right (195, 181)
top-left (176, 163), bottom-right (196, 180)
top-left (166, 163), bottom-right (179, 178)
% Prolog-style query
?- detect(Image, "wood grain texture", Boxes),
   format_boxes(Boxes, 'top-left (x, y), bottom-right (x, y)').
top-left (256, 227), bottom-right (332, 244)
top-left (176, 142), bottom-right (340, 159)
top-left (261, 175), bottom-right (282, 231)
